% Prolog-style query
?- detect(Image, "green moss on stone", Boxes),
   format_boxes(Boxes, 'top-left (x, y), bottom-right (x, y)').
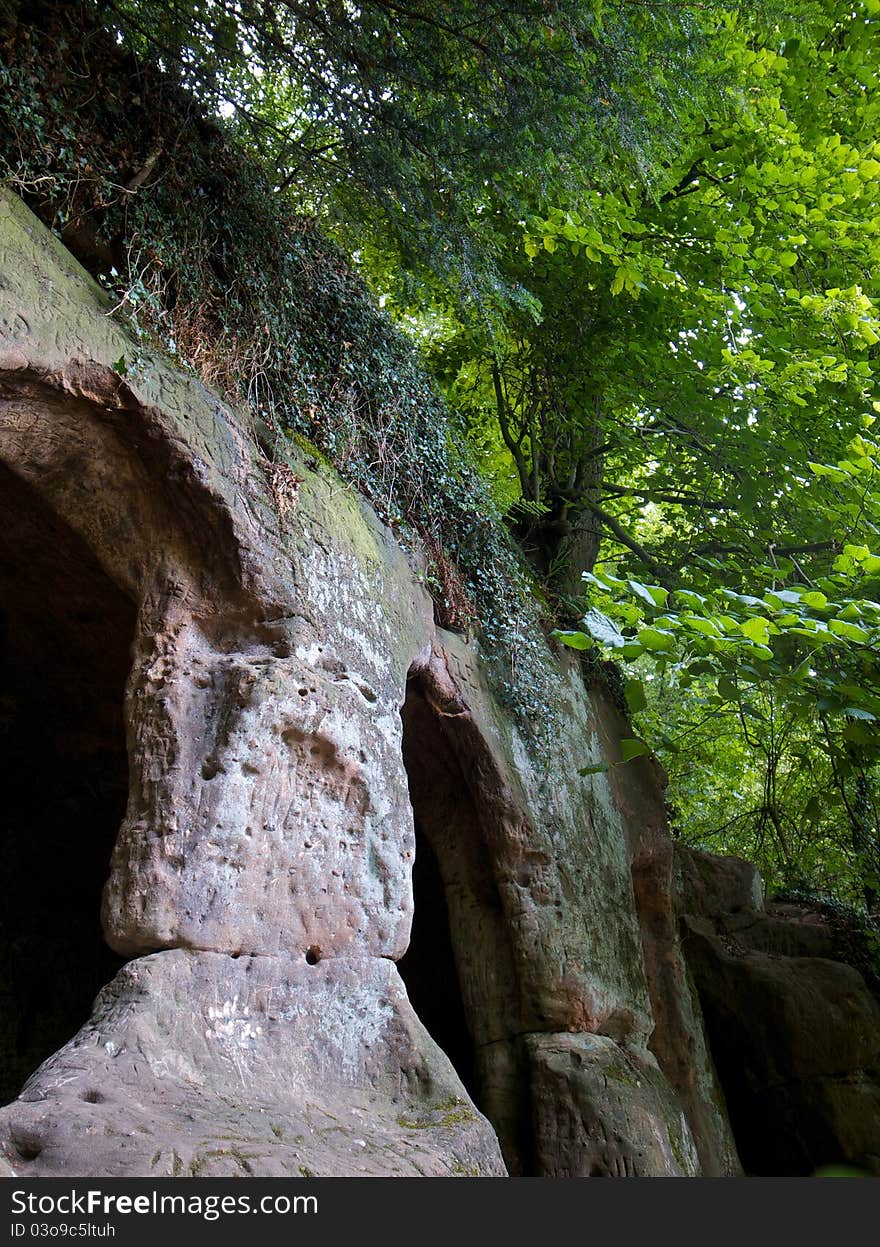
top-left (667, 1124), bottom-right (687, 1172)
top-left (605, 1059), bottom-right (638, 1088)
top-left (396, 1096), bottom-right (477, 1131)
top-left (286, 430), bottom-right (337, 476)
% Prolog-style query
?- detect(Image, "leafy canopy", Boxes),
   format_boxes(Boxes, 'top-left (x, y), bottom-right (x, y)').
top-left (102, 0), bottom-right (768, 289)
top-left (543, 0), bottom-right (880, 902)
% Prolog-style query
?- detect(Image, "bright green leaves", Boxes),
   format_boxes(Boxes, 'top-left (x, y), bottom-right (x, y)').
top-left (570, 548), bottom-right (880, 899)
top-left (637, 626), bottom-right (676, 653)
top-left (610, 264), bottom-right (644, 298)
top-left (628, 580), bottom-right (668, 608)
top-left (801, 591), bottom-right (828, 610)
top-left (683, 615), bottom-right (723, 638)
top-left (526, 192), bottom-right (669, 302)
top-left (834, 544), bottom-right (880, 577)
top-left (570, 539), bottom-right (880, 775)
top-left (620, 737), bottom-right (652, 763)
top-left (828, 619), bottom-right (871, 643)
top-left (535, 1), bottom-right (880, 908)
top-left (739, 616), bottom-right (772, 645)
top-left (624, 678), bottom-right (648, 715)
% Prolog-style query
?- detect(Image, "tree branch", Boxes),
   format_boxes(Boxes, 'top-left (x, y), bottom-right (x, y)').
top-left (580, 499), bottom-right (668, 582)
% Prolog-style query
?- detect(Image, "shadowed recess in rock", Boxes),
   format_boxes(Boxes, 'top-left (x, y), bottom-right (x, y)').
top-left (398, 823), bottom-right (477, 1096)
top-left (0, 462), bottom-right (132, 1104)
top-left (398, 673), bottom-right (532, 1172)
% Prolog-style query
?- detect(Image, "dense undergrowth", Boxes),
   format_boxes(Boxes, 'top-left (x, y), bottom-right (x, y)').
top-left (0, 0), bottom-right (565, 731)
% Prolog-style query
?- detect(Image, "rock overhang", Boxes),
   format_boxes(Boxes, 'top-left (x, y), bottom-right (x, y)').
top-left (0, 186), bottom-right (722, 1177)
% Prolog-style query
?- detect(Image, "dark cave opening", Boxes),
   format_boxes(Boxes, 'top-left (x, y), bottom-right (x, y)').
top-left (397, 676), bottom-right (489, 1106)
top-left (397, 675), bottom-right (539, 1173)
top-left (397, 672), bottom-right (528, 1142)
top-left (397, 822), bottom-right (477, 1096)
top-left (0, 462), bottom-right (133, 1105)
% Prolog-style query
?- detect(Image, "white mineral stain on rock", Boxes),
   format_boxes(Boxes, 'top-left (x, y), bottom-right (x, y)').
top-left (205, 997), bottom-right (263, 1044)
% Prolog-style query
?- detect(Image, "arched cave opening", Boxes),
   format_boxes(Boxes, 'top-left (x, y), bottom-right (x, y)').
top-left (0, 461), bottom-right (133, 1105)
top-left (397, 675), bottom-right (482, 1101)
top-left (397, 672), bottom-right (527, 1171)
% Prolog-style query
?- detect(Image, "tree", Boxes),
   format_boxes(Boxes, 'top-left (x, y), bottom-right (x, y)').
top-left (405, 2), bottom-right (880, 606)
top-left (401, 1), bottom-right (880, 903)
top-left (96, 0), bottom-right (765, 290)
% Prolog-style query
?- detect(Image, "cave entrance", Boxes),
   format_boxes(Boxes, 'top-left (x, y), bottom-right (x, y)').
top-left (398, 671), bottom-right (525, 1165)
top-left (398, 820), bottom-right (477, 1095)
top-left (0, 462), bottom-right (133, 1104)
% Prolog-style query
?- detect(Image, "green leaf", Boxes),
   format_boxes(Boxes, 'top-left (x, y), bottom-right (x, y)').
top-left (808, 462), bottom-right (847, 480)
top-left (717, 676), bottom-right (738, 701)
top-left (553, 629), bottom-right (594, 651)
top-left (745, 643), bottom-right (774, 662)
top-left (580, 608), bottom-right (627, 649)
top-left (620, 737), bottom-right (652, 763)
top-left (624, 678), bottom-right (648, 715)
top-left (828, 619), bottom-right (870, 643)
top-left (628, 579), bottom-right (668, 608)
top-left (674, 589), bottom-right (708, 610)
top-left (683, 615), bottom-right (721, 637)
top-left (637, 626), bottom-right (676, 652)
top-left (739, 616), bottom-right (771, 644)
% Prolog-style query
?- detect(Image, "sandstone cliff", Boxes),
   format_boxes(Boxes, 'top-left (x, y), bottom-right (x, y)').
top-left (0, 187), bottom-right (877, 1178)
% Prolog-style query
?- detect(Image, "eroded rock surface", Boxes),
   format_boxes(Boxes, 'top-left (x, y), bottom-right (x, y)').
top-left (593, 695), bottom-right (741, 1177)
top-left (677, 845), bottom-right (880, 1175)
top-left (526, 1033), bottom-right (699, 1177)
top-left (4, 185), bottom-right (872, 1179)
top-left (3, 950), bottom-right (504, 1177)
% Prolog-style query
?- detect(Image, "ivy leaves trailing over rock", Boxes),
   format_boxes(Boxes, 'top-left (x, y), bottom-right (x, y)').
top-left (0, 0), bottom-right (561, 733)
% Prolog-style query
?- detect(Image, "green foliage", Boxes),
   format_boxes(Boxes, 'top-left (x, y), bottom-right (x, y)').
top-left (92, 0), bottom-right (761, 296)
top-left (407, 1), bottom-right (880, 608)
top-left (0, 1), bottom-right (559, 729)
top-left (556, 430), bottom-right (880, 903)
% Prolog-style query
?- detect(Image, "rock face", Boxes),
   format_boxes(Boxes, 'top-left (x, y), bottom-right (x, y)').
top-left (0, 186), bottom-right (713, 1178)
top-left (5, 951), bottom-right (503, 1177)
top-left (0, 186), bottom-right (501, 1177)
top-left (593, 695), bottom-right (740, 1178)
top-left (0, 187), bottom-right (875, 1178)
top-left (677, 847), bottom-right (880, 1175)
